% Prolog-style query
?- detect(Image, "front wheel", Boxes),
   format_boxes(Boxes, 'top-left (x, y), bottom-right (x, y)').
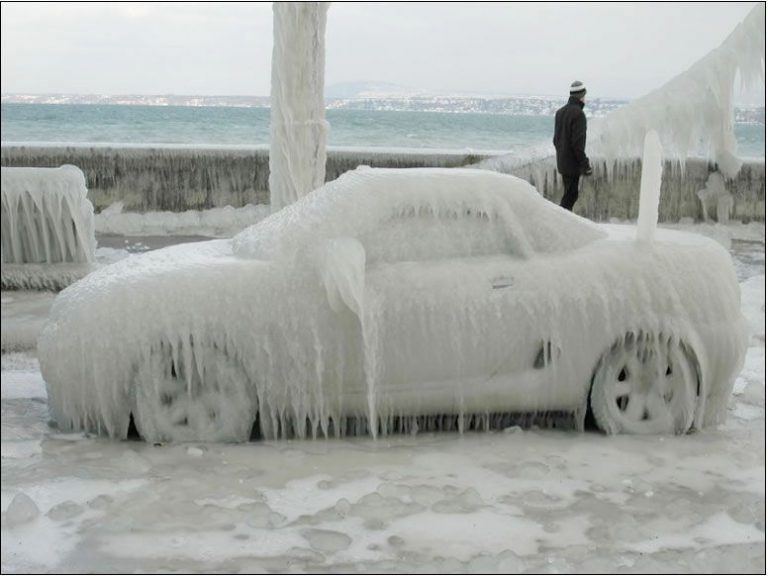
top-left (590, 333), bottom-right (698, 435)
top-left (132, 341), bottom-right (255, 443)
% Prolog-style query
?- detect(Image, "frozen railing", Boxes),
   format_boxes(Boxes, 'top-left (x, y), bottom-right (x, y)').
top-left (1, 165), bottom-right (96, 265)
top-left (1, 146), bottom-right (763, 222)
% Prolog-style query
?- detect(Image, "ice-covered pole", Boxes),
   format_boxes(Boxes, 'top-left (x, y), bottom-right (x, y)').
top-left (636, 130), bottom-right (663, 243)
top-left (269, 2), bottom-right (331, 212)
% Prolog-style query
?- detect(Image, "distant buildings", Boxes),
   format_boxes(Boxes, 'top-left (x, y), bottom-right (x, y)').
top-left (1, 93), bottom-right (764, 123)
top-left (324, 95), bottom-right (627, 118)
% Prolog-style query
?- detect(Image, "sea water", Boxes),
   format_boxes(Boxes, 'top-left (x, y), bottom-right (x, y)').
top-left (6, 103), bottom-right (761, 158)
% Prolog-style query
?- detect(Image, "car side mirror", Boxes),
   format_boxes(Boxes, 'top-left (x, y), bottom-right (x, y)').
top-left (319, 237), bottom-right (366, 318)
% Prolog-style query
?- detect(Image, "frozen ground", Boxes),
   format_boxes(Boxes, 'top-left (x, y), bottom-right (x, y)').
top-left (0, 229), bottom-right (764, 573)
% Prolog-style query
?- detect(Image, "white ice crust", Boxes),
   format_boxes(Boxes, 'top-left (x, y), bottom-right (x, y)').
top-left (38, 168), bottom-right (748, 442)
top-left (1, 166), bottom-right (96, 265)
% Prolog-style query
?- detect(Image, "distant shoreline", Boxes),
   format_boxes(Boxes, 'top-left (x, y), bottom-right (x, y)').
top-left (3, 99), bottom-right (764, 124)
top-left (2, 104), bottom-right (763, 157)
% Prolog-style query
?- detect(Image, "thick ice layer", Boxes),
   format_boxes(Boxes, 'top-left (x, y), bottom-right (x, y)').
top-left (1, 166), bottom-right (96, 265)
top-left (269, 2), bottom-right (330, 211)
top-left (591, 3), bottom-right (765, 177)
top-left (38, 168), bottom-right (749, 442)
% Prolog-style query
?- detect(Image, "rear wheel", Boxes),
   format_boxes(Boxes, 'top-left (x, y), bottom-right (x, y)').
top-left (132, 342), bottom-right (255, 443)
top-left (590, 333), bottom-right (698, 435)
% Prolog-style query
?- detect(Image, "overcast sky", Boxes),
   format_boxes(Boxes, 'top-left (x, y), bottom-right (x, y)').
top-left (0, 2), bottom-right (762, 100)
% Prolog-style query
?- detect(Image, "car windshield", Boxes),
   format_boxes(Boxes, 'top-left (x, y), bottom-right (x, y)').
top-left (359, 209), bottom-right (526, 263)
top-left (233, 167), bottom-right (606, 261)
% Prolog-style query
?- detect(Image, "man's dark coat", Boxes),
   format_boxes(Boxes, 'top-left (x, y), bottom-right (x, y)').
top-left (553, 96), bottom-right (591, 176)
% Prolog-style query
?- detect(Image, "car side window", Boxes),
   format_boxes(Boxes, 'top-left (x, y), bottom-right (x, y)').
top-left (357, 207), bottom-right (526, 264)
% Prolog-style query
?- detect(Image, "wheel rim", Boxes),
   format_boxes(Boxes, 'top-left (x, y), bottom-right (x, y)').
top-left (593, 335), bottom-right (697, 434)
top-left (133, 342), bottom-right (254, 442)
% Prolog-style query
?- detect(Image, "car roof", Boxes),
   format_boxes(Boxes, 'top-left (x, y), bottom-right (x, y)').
top-left (233, 167), bottom-right (605, 260)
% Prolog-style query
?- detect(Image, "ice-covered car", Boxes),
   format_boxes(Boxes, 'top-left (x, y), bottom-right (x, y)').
top-left (39, 167), bottom-right (748, 442)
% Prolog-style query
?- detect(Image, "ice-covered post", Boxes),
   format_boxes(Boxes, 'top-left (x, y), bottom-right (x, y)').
top-left (269, 2), bottom-right (331, 212)
top-left (1, 165), bottom-right (96, 264)
top-left (636, 130), bottom-right (663, 243)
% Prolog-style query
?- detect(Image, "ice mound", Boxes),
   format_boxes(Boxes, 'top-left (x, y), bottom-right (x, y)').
top-left (303, 529), bottom-right (352, 553)
top-left (39, 167), bottom-right (748, 442)
top-left (1, 166), bottom-right (96, 265)
top-left (6, 492), bottom-right (40, 528)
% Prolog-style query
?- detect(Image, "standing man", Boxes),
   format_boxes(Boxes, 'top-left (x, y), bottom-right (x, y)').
top-left (553, 80), bottom-right (593, 211)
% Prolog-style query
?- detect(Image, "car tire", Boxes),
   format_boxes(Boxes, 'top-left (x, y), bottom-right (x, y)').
top-left (132, 341), bottom-right (255, 443)
top-left (590, 333), bottom-right (698, 435)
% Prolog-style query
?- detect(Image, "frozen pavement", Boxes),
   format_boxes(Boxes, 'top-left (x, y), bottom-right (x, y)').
top-left (1, 235), bottom-right (765, 573)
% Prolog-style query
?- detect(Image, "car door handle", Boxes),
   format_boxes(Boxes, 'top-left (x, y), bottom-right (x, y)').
top-left (491, 276), bottom-right (515, 290)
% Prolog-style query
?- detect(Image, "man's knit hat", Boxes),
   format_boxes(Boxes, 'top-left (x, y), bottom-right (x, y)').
top-left (569, 80), bottom-right (587, 95)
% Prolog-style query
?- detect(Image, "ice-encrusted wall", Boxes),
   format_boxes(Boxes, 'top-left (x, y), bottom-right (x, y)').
top-left (0, 146), bottom-right (485, 211)
top-left (0, 145), bottom-right (764, 222)
top-left (1, 146), bottom-right (274, 212)
top-left (504, 156), bottom-right (765, 223)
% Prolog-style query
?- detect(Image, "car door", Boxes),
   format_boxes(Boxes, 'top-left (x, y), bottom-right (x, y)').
top-left (355, 209), bottom-right (543, 416)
